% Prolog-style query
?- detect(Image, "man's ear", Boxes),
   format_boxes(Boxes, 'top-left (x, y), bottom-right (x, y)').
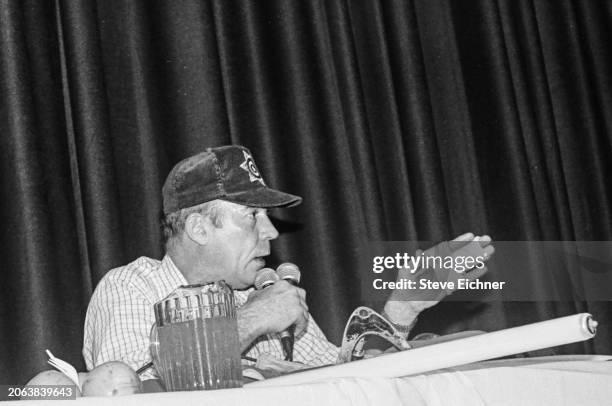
top-left (184, 213), bottom-right (210, 245)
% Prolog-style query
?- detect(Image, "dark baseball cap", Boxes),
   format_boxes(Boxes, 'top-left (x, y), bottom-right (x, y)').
top-left (162, 145), bottom-right (302, 214)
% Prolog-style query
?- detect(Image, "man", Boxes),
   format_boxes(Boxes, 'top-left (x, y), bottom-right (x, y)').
top-left (83, 145), bottom-right (493, 385)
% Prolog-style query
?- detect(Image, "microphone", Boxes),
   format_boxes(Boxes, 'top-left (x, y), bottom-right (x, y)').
top-left (254, 268), bottom-right (279, 290)
top-left (276, 263), bottom-right (301, 286)
top-left (276, 263), bottom-right (301, 361)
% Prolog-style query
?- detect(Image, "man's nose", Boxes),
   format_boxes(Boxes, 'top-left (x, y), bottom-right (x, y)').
top-left (258, 213), bottom-right (279, 240)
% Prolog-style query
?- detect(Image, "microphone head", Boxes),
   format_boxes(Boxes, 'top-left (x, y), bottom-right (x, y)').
top-left (254, 268), bottom-right (279, 290)
top-left (276, 263), bottom-right (301, 284)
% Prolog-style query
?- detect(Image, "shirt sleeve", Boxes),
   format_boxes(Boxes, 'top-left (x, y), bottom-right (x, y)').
top-left (82, 273), bottom-right (158, 379)
top-left (242, 313), bottom-right (340, 367)
top-left (292, 314), bottom-right (339, 366)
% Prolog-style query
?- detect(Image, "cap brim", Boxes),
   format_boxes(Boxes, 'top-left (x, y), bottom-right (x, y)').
top-left (222, 187), bottom-right (302, 208)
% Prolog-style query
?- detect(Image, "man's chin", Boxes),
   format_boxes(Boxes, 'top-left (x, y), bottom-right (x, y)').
top-left (235, 260), bottom-right (267, 289)
top-left (252, 257), bottom-right (266, 270)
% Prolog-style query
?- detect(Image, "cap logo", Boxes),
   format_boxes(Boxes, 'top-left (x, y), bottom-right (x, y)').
top-left (239, 150), bottom-right (266, 186)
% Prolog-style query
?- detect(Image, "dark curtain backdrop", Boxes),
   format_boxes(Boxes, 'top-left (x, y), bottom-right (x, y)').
top-left (0, 0), bottom-right (610, 386)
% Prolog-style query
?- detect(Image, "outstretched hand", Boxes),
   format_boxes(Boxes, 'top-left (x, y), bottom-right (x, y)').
top-left (384, 232), bottom-right (495, 325)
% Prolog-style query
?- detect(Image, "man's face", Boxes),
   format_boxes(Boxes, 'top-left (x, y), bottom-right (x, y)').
top-left (205, 201), bottom-right (279, 289)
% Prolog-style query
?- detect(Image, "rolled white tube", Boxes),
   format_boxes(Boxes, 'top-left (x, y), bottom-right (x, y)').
top-left (249, 313), bottom-right (596, 387)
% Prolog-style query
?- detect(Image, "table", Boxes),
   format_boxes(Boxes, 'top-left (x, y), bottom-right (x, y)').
top-left (14, 356), bottom-right (612, 406)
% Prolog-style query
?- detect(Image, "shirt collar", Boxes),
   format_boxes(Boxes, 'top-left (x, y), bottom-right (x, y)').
top-left (160, 254), bottom-right (255, 307)
top-left (160, 254), bottom-right (189, 287)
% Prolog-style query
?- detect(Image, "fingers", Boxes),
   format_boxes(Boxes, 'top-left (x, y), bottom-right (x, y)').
top-left (294, 309), bottom-right (309, 337)
top-left (295, 286), bottom-right (307, 302)
top-left (450, 234), bottom-right (495, 262)
top-left (271, 279), bottom-right (293, 291)
top-left (448, 233), bottom-right (494, 251)
top-left (277, 283), bottom-right (308, 336)
top-left (245, 280), bottom-right (309, 337)
top-left (482, 243), bottom-right (495, 260)
top-left (466, 265), bottom-right (488, 280)
top-left (274, 280), bottom-right (308, 308)
top-left (448, 232), bottom-right (475, 251)
top-left (276, 281), bottom-right (308, 307)
top-left (477, 234), bottom-right (492, 248)
top-left (281, 283), bottom-right (308, 323)
top-left (453, 232), bottom-right (475, 242)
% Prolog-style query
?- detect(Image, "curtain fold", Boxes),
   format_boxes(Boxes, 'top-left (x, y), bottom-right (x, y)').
top-left (0, 0), bottom-right (610, 387)
top-left (0, 0), bottom-right (87, 380)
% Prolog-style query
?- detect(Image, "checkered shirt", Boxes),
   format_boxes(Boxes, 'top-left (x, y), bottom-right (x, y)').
top-left (82, 255), bottom-right (339, 379)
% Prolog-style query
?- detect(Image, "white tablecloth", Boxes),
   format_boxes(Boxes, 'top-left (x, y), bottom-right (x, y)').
top-left (14, 356), bottom-right (612, 406)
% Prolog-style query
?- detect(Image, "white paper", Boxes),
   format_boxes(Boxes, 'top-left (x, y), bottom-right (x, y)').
top-left (46, 349), bottom-right (81, 391)
top-left (249, 313), bottom-right (596, 387)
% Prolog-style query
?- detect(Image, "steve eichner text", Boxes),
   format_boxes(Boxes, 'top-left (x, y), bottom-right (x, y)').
top-left (372, 278), bottom-right (506, 291)
top-left (372, 253), bottom-right (486, 274)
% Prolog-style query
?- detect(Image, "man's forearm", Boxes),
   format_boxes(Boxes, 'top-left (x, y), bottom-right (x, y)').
top-left (236, 307), bottom-right (262, 353)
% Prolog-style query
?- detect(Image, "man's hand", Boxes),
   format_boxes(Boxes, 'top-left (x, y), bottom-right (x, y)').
top-left (237, 280), bottom-right (309, 352)
top-left (383, 232), bottom-right (495, 326)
